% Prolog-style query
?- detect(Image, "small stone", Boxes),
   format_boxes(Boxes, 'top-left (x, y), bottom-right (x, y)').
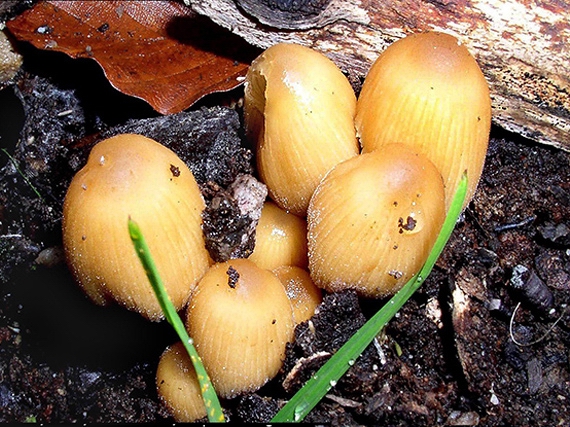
top-left (510, 265), bottom-right (554, 314)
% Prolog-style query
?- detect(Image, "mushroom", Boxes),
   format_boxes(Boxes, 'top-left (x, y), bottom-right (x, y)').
top-left (186, 258), bottom-right (294, 398)
top-left (273, 265), bottom-right (322, 324)
top-left (355, 31), bottom-right (491, 209)
top-left (248, 201), bottom-right (308, 270)
top-left (156, 342), bottom-right (207, 423)
top-left (62, 134), bottom-right (210, 320)
top-left (244, 42), bottom-right (359, 216)
top-left (307, 143), bottom-right (445, 298)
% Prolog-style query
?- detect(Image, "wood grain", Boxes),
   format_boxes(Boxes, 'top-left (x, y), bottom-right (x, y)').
top-left (186, 0), bottom-right (570, 151)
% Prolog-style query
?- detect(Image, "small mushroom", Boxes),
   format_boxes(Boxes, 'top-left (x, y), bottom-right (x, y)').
top-left (244, 42), bottom-right (359, 216)
top-left (156, 342), bottom-right (207, 423)
top-left (62, 134), bottom-right (210, 320)
top-left (307, 143), bottom-right (445, 298)
top-left (248, 201), bottom-right (308, 270)
top-left (186, 258), bottom-right (294, 398)
top-left (355, 31), bottom-right (491, 209)
top-left (273, 265), bottom-right (322, 324)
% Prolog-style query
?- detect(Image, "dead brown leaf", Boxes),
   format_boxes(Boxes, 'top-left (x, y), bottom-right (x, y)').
top-left (7, 0), bottom-right (258, 114)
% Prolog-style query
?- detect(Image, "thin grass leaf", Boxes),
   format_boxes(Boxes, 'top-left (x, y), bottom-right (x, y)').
top-left (1, 148), bottom-right (44, 201)
top-left (272, 173), bottom-right (468, 423)
top-left (128, 218), bottom-right (225, 423)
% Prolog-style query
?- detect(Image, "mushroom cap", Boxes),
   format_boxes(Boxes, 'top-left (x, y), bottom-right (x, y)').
top-left (307, 143), bottom-right (446, 298)
top-left (156, 342), bottom-right (207, 423)
top-left (248, 201), bottom-right (308, 270)
top-left (355, 31), bottom-right (491, 210)
top-left (273, 265), bottom-right (322, 324)
top-left (244, 42), bottom-right (359, 216)
top-left (186, 258), bottom-right (294, 398)
top-left (62, 133), bottom-right (210, 320)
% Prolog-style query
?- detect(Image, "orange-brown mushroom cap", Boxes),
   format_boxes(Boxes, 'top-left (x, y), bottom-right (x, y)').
top-left (62, 134), bottom-right (210, 320)
top-left (355, 31), bottom-right (491, 210)
top-left (249, 201), bottom-right (308, 270)
top-left (156, 342), bottom-right (207, 423)
top-left (307, 143), bottom-right (446, 298)
top-left (186, 258), bottom-right (294, 398)
top-left (244, 43), bottom-right (359, 216)
top-left (273, 265), bottom-right (322, 324)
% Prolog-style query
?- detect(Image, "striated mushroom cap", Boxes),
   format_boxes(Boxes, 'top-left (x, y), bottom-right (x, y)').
top-left (355, 31), bottom-right (491, 210)
top-left (244, 43), bottom-right (359, 216)
top-left (307, 143), bottom-right (446, 298)
top-left (62, 134), bottom-right (210, 320)
top-left (156, 342), bottom-right (207, 423)
top-left (186, 258), bottom-right (294, 398)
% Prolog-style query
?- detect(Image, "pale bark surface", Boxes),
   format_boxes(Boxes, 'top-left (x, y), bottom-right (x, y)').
top-left (187, 0), bottom-right (570, 151)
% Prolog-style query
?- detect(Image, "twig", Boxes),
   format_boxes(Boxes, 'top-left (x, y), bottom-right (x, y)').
top-left (494, 215), bottom-right (536, 233)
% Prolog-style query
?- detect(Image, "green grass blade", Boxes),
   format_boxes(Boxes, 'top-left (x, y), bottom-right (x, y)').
top-left (272, 173), bottom-right (468, 423)
top-left (1, 148), bottom-right (44, 201)
top-left (128, 218), bottom-right (225, 423)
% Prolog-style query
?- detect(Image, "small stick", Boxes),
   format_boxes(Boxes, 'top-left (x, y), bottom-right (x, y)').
top-left (494, 215), bottom-right (536, 233)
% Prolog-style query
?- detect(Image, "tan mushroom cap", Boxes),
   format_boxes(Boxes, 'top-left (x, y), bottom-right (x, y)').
top-left (244, 42), bottom-right (359, 216)
top-left (249, 201), bottom-right (308, 270)
top-left (355, 31), bottom-right (491, 210)
top-left (62, 133), bottom-right (210, 320)
top-left (156, 342), bottom-right (207, 423)
top-left (273, 265), bottom-right (322, 324)
top-left (186, 258), bottom-right (294, 398)
top-left (307, 143), bottom-right (446, 298)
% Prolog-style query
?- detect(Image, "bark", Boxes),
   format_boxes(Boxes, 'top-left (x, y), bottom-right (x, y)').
top-left (185, 0), bottom-right (570, 151)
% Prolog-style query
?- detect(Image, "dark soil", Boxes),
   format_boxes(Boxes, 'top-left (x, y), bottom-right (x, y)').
top-left (1, 12), bottom-right (569, 427)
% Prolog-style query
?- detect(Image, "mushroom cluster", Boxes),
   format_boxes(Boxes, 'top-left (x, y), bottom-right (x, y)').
top-left (155, 257), bottom-right (322, 422)
top-left (244, 33), bottom-right (490, 298)
top-left (155, 32), bottom-right (490, 421)
top-left (62, 31), bottom-right (490, 423)
top-left (63, 137), bottom-right (321, 422)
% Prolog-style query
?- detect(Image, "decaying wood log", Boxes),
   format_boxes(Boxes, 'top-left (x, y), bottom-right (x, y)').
top-left (185, 0), bottom-right (570, 151)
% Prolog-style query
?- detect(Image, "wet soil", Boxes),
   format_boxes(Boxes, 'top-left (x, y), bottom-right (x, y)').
top-left (1, 17), bottom-right (569, 427)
